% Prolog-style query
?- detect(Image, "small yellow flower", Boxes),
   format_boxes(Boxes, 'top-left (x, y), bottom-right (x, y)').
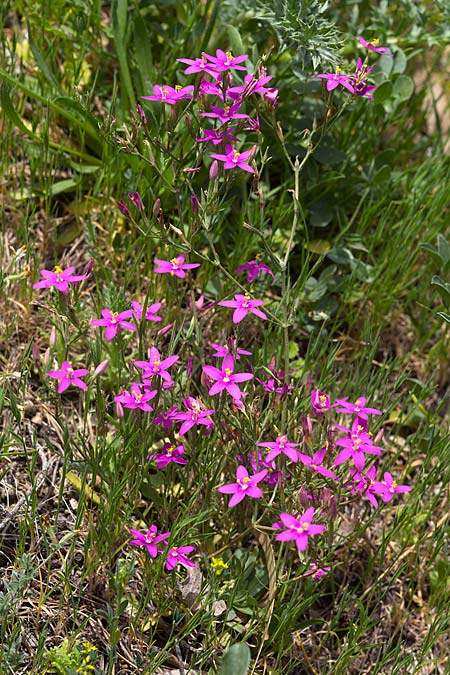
top-left (211, 556), bottom-right (229, 576)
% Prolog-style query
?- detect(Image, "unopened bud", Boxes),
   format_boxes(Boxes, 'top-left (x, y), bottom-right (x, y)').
top-left (43, 347), bottom-right (50, 366)
top-left (117, 200), bottom-right (130, 217)
top-left (115, 400), bottom-right (124, 418)
top-left (136, 104), bottom-right (147, 124)
top-left (128, 191), bottom-right (144, 211)
top-left (152, 198), bottom-right (161, 220)
top-left (302, 415), bottom-right (312, 439)
top-left (94, 359), bottom-right (109, 376)
top-left (209, 160), bottom-right (218, 180)
top-left (191, 193), bottom-right (199, 214)
top-left (157, 323), bottom-right (172, 337)
top-left (276, 122), bottom-right (284, 143)
top-left (374, 428), bottom-right (384, 444)
top-left (186, 357), bottom-right (193, 378)
top-left (83, 257), bottom-right (94, 277)
top-left (49, 326), bottom-right (57, 346)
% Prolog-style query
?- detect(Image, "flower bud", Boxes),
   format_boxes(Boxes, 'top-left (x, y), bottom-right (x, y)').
top-left (191, 193), bottom-right (199, 214)
top-left (115, 400), bottom-right (124, 418)
top-left (83, 257), bottom-right (94, 277)
top-left (94, 359), bottom-right (109, 376)
top-left (136, 104), bottom-right (147, 124)
top-left (43, 347), bottom-right (50, 366)
top-left (152, 198), bottom-right (161, 220)
top-left (128, 191), bottom-right (144, 211)
top-left (117, 200), bottom-right (130, 217)
top-left (157, 323), bottom-right (172, 337)
top-left (209, 160), bottom-right (218, 180)
top-left (49, 326), bottom-right (57, 347)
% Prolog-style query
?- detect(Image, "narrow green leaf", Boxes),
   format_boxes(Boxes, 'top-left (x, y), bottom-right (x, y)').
top-left (112, 0), bottom-right (137, 109)
top-left (27, 21), bottom-right (63, 93)
top-left (431, 276), bottom-right (450, 308)
top-left (0, 82), bottom-right (41, 142)
top-left (220, 643), bottom-right (251, 675)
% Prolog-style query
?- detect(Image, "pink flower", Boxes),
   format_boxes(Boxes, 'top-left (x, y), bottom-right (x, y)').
top-left (177, 53), bottom-right (219, 76)
top-left (351, 58), bottom-right (377, 99)
top-left (307, 561), bottom-right (331, 580)
top-left (210, 145), bottom-right (256, 173)
top-left (311, 390), bottom-right (338, 415)
top-left (201, 103), bottom-right (250, 124)
top-left (258, 435), bottom-right (301, 462)
top-left (334, 419), bottom-right (383, 471)
top-left (90, 308), bottom-right (137, 341)
top-left (371, 472), bottom-right (412, 502)
top-left (348, 466), bottom-right (379, 508)
top-left (227, 74), bottom-right (273, 99)
top-left (33, 265), bottom-right (87, 293)
top-left (165, 546), bottom-right (196, 570)
top-left (357, 37), bottom-right (392, 55)
top-left (47, 360), bottom-right (89, 393)
top-left (210, 341), bottom-right (252, 360)
top-left (127, 191), bottom-right (144, 210)
top-left (217, 465), bottom-right (267, 508)
top-left (153, 406), bottom-right (179, 428)
top-left (148, 443), bottom-right (187, 469)
top-left (313, 67), bottom-right (355, 93)
top-left (131, 300), bottom-right (162, 322)
top-left (236, 259), bottom-right (275, 283)
top-left (217, 293), bottom-right (267, 322)
top-left (335, 396), bottom-right (382, 420)
top-left (273, 509), bottom-right (326, 552)
top-left (129, 525), bottom-right (170, 558)
top-left (153, 254), bottom-right (200, 278)
top-left (202, 353), bottom-right (253, 400)
top-left (141, 84), bottom-right (194, 105)
top-left (114, 383), bottom-right (158, 412)
top-left (297, 447), bottom-right (337, 479)
top-left (174, 397), bottom-right (215, 435)
top-left (203, 49), bottom-right (248, 72)
top-left (134, 347), bottom-right (179, 383)
top-left (196, 128), bottom-right (239, 146)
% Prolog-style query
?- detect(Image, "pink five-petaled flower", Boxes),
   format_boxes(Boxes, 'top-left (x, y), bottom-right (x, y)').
top-left (153, 254), bottom-right (200, 278)
top-left (334, 420), bottom-right (382, 471)
top-left (348, 465), bottom-right (379, 508)
top-left (131, 300), bottom-right (162, 322)
top-left (165, 546), bottom-right (196, 571)
top-left (217, 292), bottom-right (267, 323)
top-left (313, 67), bottom-right (355, 93)
top-left (210, 342), bottom-right (252, 360)
top-left (148, 443), bottom-right (187, 469)
top-left (371, 472), bottom-right (412, 502)
top-left (307, 561), bottom-right (331, 580)
top-left (311, 390), bottom-right (338, 415)
top-left (202, 353), bottom-right (253, 400)
top-left (134, 347), bottom-right (179, 383)
top-left (201, 103), bottom-right (250, 124)
top-left (272, 509), bottom-right (326, 552)
top-left (217, 465), bottom-right (267, 508)
top-left (297, 447), bottom-right (337, 479)
top-left (47, 360), bottom-right (89, 393)
top-left (129, 525), bottom-right (170, 558)
top-left (141, 84), bottom-right (194, 105)
top-left (235, 259), bottom-right (275, 283)
top-left (196, 128), bottom-right (239, 146)
top-left (357, 37), bottom-right (392, 55)
top-left (174, 397), bottom-right (215, 435)
top-left (33, 265), bottom-right (88, 293)
top-left (177, 53), bottom-right (218, 76)
top-left (335, 396), bottom-right (382, 420)
top-left (210, 145), bottom-right (255, 173)
top-left (114, 383), bottom-right (158, 412)
top-left (351, 58), bottom-right (377, 99)
top-left (90, 308), bottom-right (136, 341)
top-left (203, 49), bottom-right (248, 72)
top-left (258, 435), bottom-right (301, 462)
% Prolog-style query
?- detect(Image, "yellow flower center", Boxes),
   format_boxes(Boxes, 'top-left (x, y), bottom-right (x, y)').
top-left (296, 522), bottom-right (309, 533)
top-left (175, 84), bottom-right (182, 91)
top-left (54, 265), bottom-right (63, 274)
top-left (370, 38), bottom-right (379, 45)
top-left (238, 476), bottom-right (251, 489)
top-left (166, 445), bottom-right (175, 455)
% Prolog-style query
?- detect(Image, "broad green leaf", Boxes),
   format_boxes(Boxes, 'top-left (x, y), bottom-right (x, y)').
top-left (226, 24), bottom-right (246, 60)
top-left (49, 178), bottom-right (80, 196)
top-left (431, 275), bottom-right (450, 307)
top-left (393, 75), bottom-right (414, 101)
top-left (373, 80), bottom-right (393, 104)
top-left (392, 48), bottom-right (407, 74)
top-left (327, 247), bottom-right (354, 265)
top-left (307, 239), bottom-right (331, 255)
top-left (220, 643), bottom-right (251, 675)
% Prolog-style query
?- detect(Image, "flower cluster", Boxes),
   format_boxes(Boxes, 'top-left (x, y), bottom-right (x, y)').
top-left (129, 525), bottom-right (196, 571)
top-left (141, 49), bottom-right (278, 174)
top-left (314, 36), bottom-right (391, 99)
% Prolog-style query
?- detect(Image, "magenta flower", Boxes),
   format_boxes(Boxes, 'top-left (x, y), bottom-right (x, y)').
top-left (311, 390), bottom-right (338, 415)
top-left (297, 447), bottom-right (337, 479)
top-left (256, 377), bottom-right (294, 396)
top-left (247, 450), bottom-right (288, 487)
top-left (199, 78), bottom-right (222, 97)
top-left (153, 254), bottom-right (200, 278)
top-left (217, 292), bottom-right (267, 322)
top-left (227, 74), bottom-right (273, 99)
top-left (258, 435), bottom-right (301, 462)
top-left (201, 103), bottom-right (250, 124)
top-left (357, 37), bottom-right (392, 55)
top-left (47, 360), bottom-right (89, 393)
top-left (348, 466), bottom-right (379, 508)
top-left (165, 546), bottom-right (196, 571)
top-left (371, 472), bottom-right (412, 502)
top-left (114, 383), bottom-right (158, 412)
top-left (141, 84), bottom-right (194, 105)
top-left (153, 406), bottom-right (179, 428)
top-left (335, 396), bottom-right (382, 420)
top-left (129, 525), bottom-right (170, 558)
top-left (203, 49), bottom-right (248, 72)
top-left (313, 67), bottom-right (355, 93)
top-left (148, 443), bottom-right (187, 469)
top-left (351, 58), bottom-right (377, 99)
top-left (127, 191), bottom-right (144, 210)
top-left (90, 308), bottom-right (136, 341)
top-left (210, 145), bottom-right (256, 173)
top-left (202, 353), bottom-right (253, 400)
top-left (134, 347), bottom-right (179, 383)
top-left (272, 509), bottom-right (326, 552)
top-left (196, 128), bottom-right (239, 146)
top-left (177, 53), bottom-right (219, 76)
top-left (33, 265), bottom-right (88, 293)
top-left (210, 341), bottom-right (252, 360)
top-left (236, 259), bottom-right (275, 283)
top-left (174, 397), bottom-right (215, 435)
top-left (307, 561), bottom-right (331, 580)
top-left (217, 465), bottom-right (267, 508)
top-left (131, 300), bottom-right (162, 322)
